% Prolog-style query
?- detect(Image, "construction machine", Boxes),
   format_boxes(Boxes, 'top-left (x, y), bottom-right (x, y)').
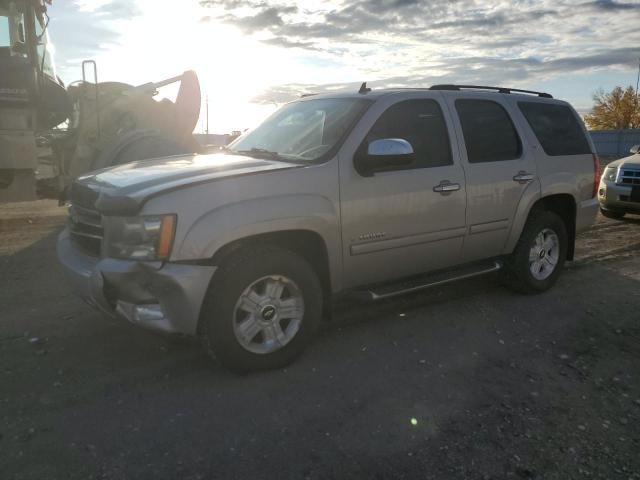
top-left (0, 0), bottom-right (202, 202)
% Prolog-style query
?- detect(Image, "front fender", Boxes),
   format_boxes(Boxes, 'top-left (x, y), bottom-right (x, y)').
top-left (177, 194), bottom-right (342, 290)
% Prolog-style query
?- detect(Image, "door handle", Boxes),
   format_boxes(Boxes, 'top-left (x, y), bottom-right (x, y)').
top-left (433, 181), bottom-right (461, 193)
top-left (513, 171), bottom-right (535, 184)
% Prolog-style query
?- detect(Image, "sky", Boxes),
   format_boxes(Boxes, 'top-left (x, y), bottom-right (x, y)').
top-left (46, 0), bottom-right (640, 133)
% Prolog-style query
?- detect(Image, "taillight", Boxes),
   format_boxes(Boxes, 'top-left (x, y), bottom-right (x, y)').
top-left (592, 153), bottom-right (600, 198)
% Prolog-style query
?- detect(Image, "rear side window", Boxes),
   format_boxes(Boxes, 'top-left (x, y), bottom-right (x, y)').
top-left (364, 99), bottom-right (453, 169)
top-left (455, 99), bottom-right (522, 163)
top-left (518, 102), bottom-right (591, 156)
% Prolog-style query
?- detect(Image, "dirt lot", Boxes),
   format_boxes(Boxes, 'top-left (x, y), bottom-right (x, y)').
top-left (1, 201), bottom-right (640, 480)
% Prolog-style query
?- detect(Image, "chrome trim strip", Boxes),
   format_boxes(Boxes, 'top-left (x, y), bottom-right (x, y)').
top-left (350, 226), bottom-right (467, 256)
top-left (469, 219), bottom-right (510, 235)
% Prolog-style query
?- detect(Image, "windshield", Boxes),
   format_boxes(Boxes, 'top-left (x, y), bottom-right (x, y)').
top-left (0, 16), bottom-right (9, 47)
top-left (228, 97), bottom-right (372, 162)
top-left (0, 1), bottom-right (56, 79)
top-left (34, 7), bottom-right (55, 79)
top-left (0, 1), bottom-right (24, 49)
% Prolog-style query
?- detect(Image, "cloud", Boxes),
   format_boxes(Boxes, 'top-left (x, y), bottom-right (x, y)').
top-left (48, 0), bottom-right (640, 114)
top-left (221, 5), bottom-right (298, 32)
top-left (197, 0), bottom-right (640, 105)
top-left (94, 0), bottom-right (143, 17)
top-left (588, 0), bottom-right (640, 10)
top-left (48, 0), bottom-right (142, 75)
top-left (251, 46), bottom-right (640, 104)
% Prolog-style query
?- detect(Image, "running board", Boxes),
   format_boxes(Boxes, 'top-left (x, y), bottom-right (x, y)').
top-left (353, 260), bottom-right (503, 301)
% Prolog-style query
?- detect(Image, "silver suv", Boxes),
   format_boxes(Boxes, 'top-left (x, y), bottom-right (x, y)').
top-left (58, 84), bottom-right (599, 372)
top-left (598, 145), bottom-right (640, 219)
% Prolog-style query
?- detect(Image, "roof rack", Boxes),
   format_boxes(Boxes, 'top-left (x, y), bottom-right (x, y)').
top-left (429, 84), bottom-right (553, 98)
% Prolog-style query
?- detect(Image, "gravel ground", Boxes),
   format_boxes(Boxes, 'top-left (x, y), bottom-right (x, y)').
top-left (1, 201), bottom-right (639, 480)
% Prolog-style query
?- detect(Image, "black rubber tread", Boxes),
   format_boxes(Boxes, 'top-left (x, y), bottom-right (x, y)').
top-left (199, 245), bottom-right (322, 373)
top-left (504, 210), bottom-right (568, 294)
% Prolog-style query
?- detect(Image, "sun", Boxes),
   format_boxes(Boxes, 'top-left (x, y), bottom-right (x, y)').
top-left (83, 0), bottom-right (280, 133)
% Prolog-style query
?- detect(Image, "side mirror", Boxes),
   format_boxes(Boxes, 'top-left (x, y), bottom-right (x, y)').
top-left (354, 138), bottom-right (415, 177)
top-left (630, 145), bottom-right (640, 155)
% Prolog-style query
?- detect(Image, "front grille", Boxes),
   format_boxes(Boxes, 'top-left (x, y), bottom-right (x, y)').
top-left (618, 169), bottom-right (640, 186)
top-left (68, 204), bottom-right (103, 257)
top-left (69, 182), bottom-right (100, 210)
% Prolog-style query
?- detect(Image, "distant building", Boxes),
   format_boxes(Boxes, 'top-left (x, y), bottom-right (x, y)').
top-left (590, 129), bottom-right (640, 157)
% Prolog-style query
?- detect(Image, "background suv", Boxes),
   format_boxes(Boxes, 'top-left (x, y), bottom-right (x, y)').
top-left (598, 145), bottom-right (640, 219)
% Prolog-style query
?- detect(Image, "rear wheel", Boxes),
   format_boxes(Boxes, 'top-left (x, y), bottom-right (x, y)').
top-left (200, 246), bottom-right (322, 373)
top-left (600, 208), bottom-right (626, 220)
top-left (505, 211), bottom-right (568, 294)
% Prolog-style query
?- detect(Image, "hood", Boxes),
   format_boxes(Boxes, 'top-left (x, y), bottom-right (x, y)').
top-left (70, 153), bottom-right (300, 215)
top-left (605, 152), bottom-right (640, 170)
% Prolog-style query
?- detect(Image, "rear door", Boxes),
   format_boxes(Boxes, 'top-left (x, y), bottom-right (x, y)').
top-left (339, 93), bottom-right (467, 288)
top-left (444, 95), bottom-right (539, 262)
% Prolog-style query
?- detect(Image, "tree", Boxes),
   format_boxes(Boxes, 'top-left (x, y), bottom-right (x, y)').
top-left (584, 86), bottom-right (640, 130)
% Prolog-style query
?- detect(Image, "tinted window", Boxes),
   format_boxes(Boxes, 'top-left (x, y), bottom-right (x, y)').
top-left (518, 102), bottom-right (591, 156)
top-left (455, 100), bottom-right (522, 163)
top-left (0, 17), bottom-right (9, 47)
top-left (363, 99), bottom-right (453, 169)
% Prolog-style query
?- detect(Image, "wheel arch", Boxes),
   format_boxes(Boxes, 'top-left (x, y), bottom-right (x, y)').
top-left (197, 229), bottom-right (334, 333)
top-left (506, 193), bottom-right (577, 260)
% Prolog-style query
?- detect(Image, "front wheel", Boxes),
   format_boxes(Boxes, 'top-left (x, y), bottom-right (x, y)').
top-left (200, 246), bottom-right (322, 373)
top-left (505, 211), bottom-right (568, 294)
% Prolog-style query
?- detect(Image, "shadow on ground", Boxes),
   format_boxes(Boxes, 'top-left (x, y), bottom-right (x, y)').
top-left (1, 224), bottom-right (639, 480)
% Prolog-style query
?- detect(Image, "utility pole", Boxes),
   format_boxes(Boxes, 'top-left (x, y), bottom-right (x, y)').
top-left (205, 95), bottom-right (209, 135)
top-left (635, 57), bottom-right (640, 99)
top-left (635, 58), bottom-right (639, 129)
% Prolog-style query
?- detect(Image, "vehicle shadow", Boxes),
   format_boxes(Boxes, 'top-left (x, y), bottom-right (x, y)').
top-left (2, 219), bottom-right (638, 382)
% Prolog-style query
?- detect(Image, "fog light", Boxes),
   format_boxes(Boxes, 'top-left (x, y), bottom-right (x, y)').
top-left (599, 188), bottom-right (606, 199)
top-left (134, 304), bottom-right (165, 322)
top-left (116, 301), bottom-right (165, 323)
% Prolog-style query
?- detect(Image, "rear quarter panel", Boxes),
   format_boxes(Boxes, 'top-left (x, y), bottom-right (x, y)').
top-left (502, 99), bottom-right (597, 253)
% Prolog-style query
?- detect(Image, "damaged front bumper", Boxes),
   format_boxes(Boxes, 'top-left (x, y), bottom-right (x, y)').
top-left (57, 228), bottom-right (216, 335)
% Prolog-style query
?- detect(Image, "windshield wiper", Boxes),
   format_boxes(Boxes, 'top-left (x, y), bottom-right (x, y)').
top-left (231, 148), bottom-right (282, 160)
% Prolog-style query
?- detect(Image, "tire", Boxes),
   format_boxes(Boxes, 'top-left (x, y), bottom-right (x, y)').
top-left (600, 208), bottom-right (626, 220)
top-left (200, 246), bottom-right (323, 373)
top-left (505, 210), bottom-right (568, 294)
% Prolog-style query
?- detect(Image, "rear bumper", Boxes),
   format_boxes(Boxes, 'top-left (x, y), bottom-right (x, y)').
top-left (576, 197), bottom-right (599, 233)
top-left (598, 180), bottom-right (640, 213)
top-left (57, 228), bottom-right (216, 335)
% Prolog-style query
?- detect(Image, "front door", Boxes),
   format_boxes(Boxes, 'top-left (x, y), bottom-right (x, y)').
top-left (339, 94), bottom-right (467, 289)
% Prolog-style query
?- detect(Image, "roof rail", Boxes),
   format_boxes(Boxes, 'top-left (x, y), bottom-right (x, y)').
top-left (429, 84), bottom-right (553, 98)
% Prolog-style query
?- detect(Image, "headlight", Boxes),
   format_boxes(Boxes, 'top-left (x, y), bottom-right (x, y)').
top-left (104, 214), bottom-right (176, 260)
top-left (602, 166), bottom-right (617, 182)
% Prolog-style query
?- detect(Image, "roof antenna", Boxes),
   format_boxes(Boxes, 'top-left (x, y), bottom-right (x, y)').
top-left (358, 82), bottom-right (371, 94)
